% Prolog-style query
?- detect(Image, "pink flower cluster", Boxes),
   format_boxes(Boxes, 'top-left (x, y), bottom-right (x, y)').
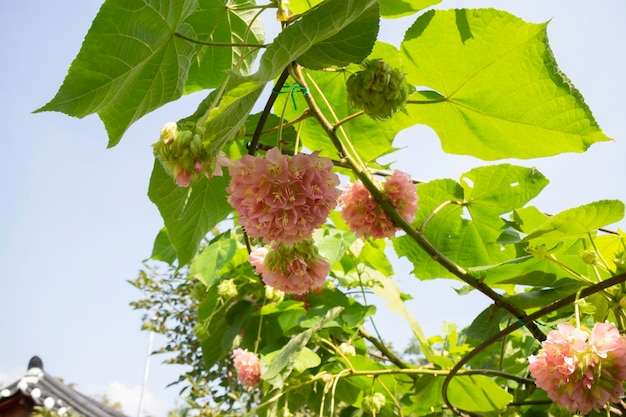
top-left (249, 240), bottom-right (329, 295)
top-left (232, 348), bottom-right (262, 387)
top-left (227, 148), bottom-right (340, 244)
top-left (528, 322), bottom-right (626, 414)
top-left (340, 170), bottom-right (418, 239)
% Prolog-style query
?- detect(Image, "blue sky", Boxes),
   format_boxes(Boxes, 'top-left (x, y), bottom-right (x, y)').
top-left (1, 1), bottom-right (624, 416)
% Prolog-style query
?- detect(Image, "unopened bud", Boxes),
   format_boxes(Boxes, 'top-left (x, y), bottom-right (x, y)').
top-left (362, 392), bottom-right (386, 414)
top-left (160, 122), bottom-right (178, 144)
top-left (218, 279), bottom-right (238, 299)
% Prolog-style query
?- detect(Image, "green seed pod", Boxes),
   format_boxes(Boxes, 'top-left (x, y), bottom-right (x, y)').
top-left (346, 59), bottom-right (411, 120)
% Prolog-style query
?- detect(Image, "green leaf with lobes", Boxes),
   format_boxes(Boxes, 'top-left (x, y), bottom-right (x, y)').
top-left (401, 8), bottom-right (611, 160)
top-left (35, 0), bottom-right (200, 147)
top-left (296, 1), bottom-right (380, 70)
top-left (149, 227), bottom-right (178, 265)
top-left (35, 0), bottom-right (265, 146)
top-left (148, 160), bottom-right (232, 266)
top-left (523, 200), bottom-right (625, 242)
top-left (393, 164), bottom-right (548, 280)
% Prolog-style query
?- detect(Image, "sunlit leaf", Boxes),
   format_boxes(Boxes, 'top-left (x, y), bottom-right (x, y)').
top-left (394, 165), bottom-right (547, 279)
top-left (36, 0), bottom-right (199, 147)
top-left (401, 9), bottom-right (611, 160)
top-left (190, 239), bottom-right (237, 287)
top-left (448, 375), bottom-right (512, 413)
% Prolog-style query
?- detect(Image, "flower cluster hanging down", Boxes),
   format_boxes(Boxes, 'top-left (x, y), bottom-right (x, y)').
top-left (232, 348), bottom-right (262, 387)
top-left (227, 148), bottom-right (340, 294)
top-left (227, 147), bottom-right (341, 244)
top-left (528, 322), bottom-right (626, 414)
top-left (249, 240), bottom-right (330, 295)
top-left (153, 122), bottom-right (229, 187)
top-left (340, 170), bottom-right (418, 239)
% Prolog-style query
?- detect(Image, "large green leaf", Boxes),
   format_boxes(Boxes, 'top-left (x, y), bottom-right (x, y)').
top-left (183, 0), bottom-right (264, 92)
top-left (401, 9), bottom-right (611, 160)
top-left (252, 0), bottom-right (379, 82)
top-left (379, 0), bottom-right (441, 19)
top-left (297, 2), bottom-right (380, 69)
top-left (148, 160), bottom-right (232, 265)
top-left (394, 164), bottom-right (548, 279)
top-left (36, 0), bottom-right (200, 147)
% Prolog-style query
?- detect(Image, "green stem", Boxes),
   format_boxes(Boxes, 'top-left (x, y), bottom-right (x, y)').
top-left (419, 200), bottom-right (462, 233)
top-left (248, 68), bottom-right (290, 155)
top-left (290, 63), bottom-right (546, 343)
top-left (333, 111), bottom-right (364, 128)
top-left (174, 32), bottom-right (267, 48)
top-left (359, 327), bottom-right (412, 371)
top-left (406, 98), bottom-right (448, 104)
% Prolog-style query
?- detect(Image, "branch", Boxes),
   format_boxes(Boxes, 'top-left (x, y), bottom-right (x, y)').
top-left (289, 64), bottom-right (545, 343)
top-left (441, 271), bottom-right (626, 415)
top-left (247, 68), bottom-right (290, 155)
top-left (358, 327), bottom-right (412, 370)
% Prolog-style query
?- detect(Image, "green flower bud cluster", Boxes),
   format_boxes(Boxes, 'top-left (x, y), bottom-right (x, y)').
top-left (264, 239), bottom-right (321, 274)
top-left (217, 279), bottom-right (239, 299)
top-left (346, 59), bottom-right (411, 120)
top-left (152, 122), bottom-right (218, 187)
top-left (362, 392), bottom-right (386, 414)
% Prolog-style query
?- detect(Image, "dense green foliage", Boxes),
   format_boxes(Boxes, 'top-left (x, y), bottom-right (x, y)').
top-left (41, 0), bottom-right (625, 415)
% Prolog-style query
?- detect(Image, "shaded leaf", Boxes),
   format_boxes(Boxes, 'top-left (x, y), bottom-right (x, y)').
top-left (253, 0), bottom-right (379, 82)
top-left (379, 0), bottom-right (441, 19)
top-left (448, 375), bottom-right (513, 413)
top-left (149, 227), bottom-right (178, 265)
top-left (183, 0), bottom-right (264, 92)
top-left (148, 160), bottom-right (232, 265)
top-left (401, 9), bottom-right (611, 160)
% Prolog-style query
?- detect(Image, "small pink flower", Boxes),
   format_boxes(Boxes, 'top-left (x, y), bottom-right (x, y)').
top-left (248, 240), bottom-right (330, 295)
top-left (340, 170), bottom-right (418, 239)
top-left (232, 348), bottom-right (261, 387)
top-left (175, 169), bottom-right (192, 187)
top-left (528, 321), bottom-right (626, 414)
top-left (227, 148), bottom-right (340, 244)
